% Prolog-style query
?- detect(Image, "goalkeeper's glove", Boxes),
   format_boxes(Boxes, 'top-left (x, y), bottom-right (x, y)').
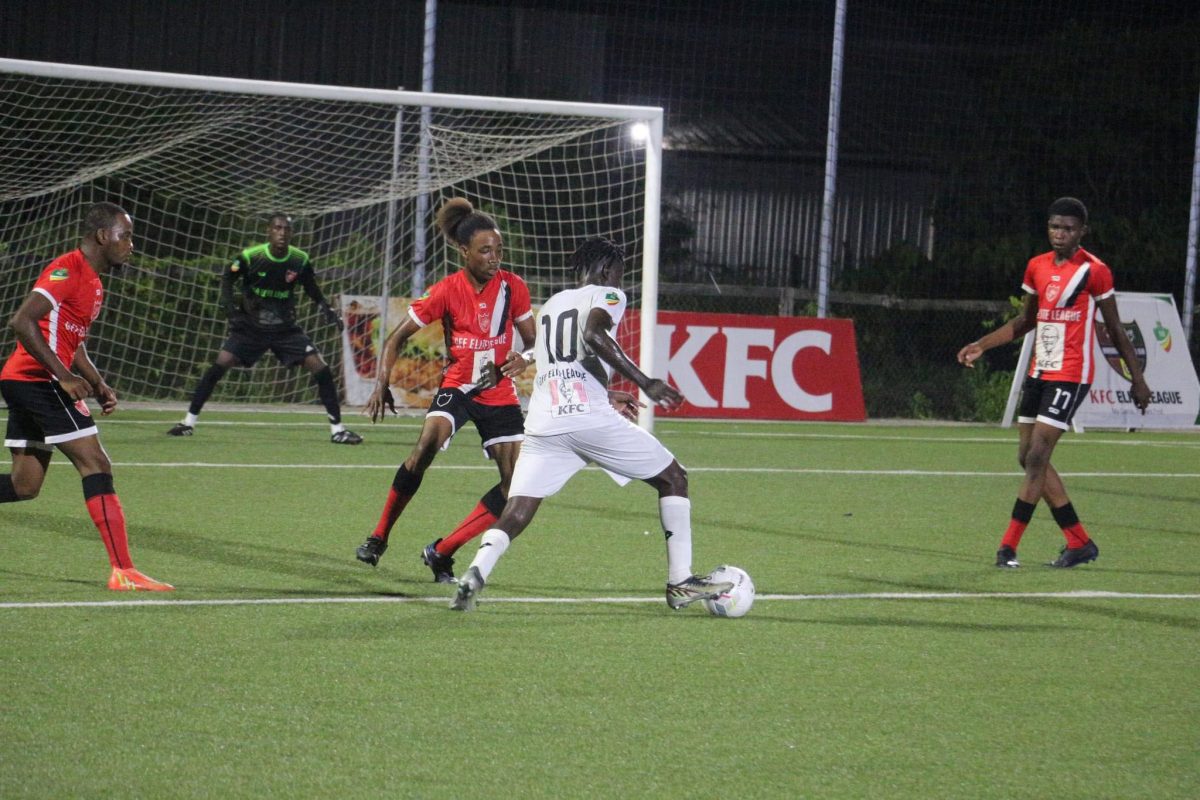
top-left (321, 303), bottom-right (344, 333)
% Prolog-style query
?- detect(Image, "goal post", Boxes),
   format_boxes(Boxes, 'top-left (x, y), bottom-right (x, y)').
top-left (0, 58), bottom-right (662, 424)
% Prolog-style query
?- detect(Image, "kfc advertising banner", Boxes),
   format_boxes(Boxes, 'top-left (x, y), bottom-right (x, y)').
top-left (624, 311), bottom-right (866, 421)
top-left (1073, 292), bottom-right (1200, 428)
top-left (344, 299), bottom-right (866, 422)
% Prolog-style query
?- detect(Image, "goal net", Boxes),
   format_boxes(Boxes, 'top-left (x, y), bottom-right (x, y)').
top-left (0, 59), bottom-right (661, 411)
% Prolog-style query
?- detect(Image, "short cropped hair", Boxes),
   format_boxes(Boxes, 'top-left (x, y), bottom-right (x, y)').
top-left (267, 213), bottom-right (293, 226)
top-left (81, 202), bottom-right (128, 236)
top-left (1048, 197), bottom-right (1088, 224)
top-left (570, 237), bottom-right (625, 276)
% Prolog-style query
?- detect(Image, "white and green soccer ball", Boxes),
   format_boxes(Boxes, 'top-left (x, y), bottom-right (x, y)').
top-left (702, 565), bottom-right (755, 618)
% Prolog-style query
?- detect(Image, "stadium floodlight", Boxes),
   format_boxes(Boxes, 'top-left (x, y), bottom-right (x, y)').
top-left (0, 58), bottom-right (664, 426)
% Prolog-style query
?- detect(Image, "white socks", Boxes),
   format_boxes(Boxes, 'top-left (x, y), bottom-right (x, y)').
top-left (182, 413), bottom-right (198, 427)
top-left (331, 422), bottom-right (346, 435)
top-left (660, 496), bottom-right (693, 584)
top-left (469, 529), bottom-right (511, 582)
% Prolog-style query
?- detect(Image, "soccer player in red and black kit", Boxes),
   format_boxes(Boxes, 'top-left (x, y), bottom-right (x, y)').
top-left (0, 202), bottom-right (172, 591)
top-left (958, 197), bottom-right (1151, 568)
top-left (167, 214), bottom-right (362, 444)
top-left (355, 198), bottom-right (537, 581)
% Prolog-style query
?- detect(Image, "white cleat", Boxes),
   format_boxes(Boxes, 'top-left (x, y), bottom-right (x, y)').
top-left (450, 566), bottom-right (485, 611)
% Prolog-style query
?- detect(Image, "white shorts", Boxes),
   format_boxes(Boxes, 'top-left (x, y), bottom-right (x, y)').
top-left (508, 415), bottom-right (676, 499)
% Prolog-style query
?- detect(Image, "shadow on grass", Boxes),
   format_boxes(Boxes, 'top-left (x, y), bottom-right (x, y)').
top-left (0, 506), bottom-right (403, 595)
top-left (554, 497), bottom-right (985, 567)
top-left (1012, 597), bottom-right (1200, 632)
top-left (801, 615), bottom-right (1068, 633)
top-left (1076, 486), bottom-right (1200, 508)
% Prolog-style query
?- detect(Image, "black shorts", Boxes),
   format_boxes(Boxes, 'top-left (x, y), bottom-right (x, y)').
top-left (1017, 377), bottom-right (1090, 431)
top-left (1, 379), bottom-right (98, 449)
top-left (427, 388), bottom-right (524, 452)
top-left (222, 322), bottom-right (319, 367)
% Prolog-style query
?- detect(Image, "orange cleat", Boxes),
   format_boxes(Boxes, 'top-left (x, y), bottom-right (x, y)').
top-left (108, 567), bottom-right (175, 592)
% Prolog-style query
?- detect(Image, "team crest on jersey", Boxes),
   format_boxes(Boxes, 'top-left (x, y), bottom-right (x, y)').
top-left (604, 292), bottom-right (620, 305)
top-left (477, 302), bottom-right (491, 330)
top-left (285, 270), bottom-right (298, 283)
top-left (49, 268), bottom-right (69, 281)
top-left (1044, 284), bottom-right (1061, 303)
top-left (1094, 318), bottom-right (1147, 382)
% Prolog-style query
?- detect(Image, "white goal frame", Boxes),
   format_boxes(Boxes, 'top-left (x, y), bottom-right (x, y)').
top-left (0, 58), bottom-right (665, 429)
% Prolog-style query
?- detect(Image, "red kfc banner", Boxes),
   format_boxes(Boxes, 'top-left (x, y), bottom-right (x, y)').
top-left (617, 311), bottom-right (866, 421)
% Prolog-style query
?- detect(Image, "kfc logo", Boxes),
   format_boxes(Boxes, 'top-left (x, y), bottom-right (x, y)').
top-left (629, 312), bottom-right (866, 421)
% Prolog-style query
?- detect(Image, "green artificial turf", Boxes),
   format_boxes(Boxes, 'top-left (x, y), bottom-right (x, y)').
top-left (2, 410), bottom-right (1197, 798)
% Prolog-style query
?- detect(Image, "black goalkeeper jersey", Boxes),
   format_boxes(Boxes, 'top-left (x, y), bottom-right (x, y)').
top-left (223, 243), bottom-right (320, 331)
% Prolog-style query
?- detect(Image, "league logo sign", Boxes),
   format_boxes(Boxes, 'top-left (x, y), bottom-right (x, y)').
top-left (1094, 319), bottom-right (1146, 382)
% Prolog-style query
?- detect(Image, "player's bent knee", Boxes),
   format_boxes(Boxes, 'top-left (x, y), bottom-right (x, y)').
top-left (12, 482), bottom-right (41, 500)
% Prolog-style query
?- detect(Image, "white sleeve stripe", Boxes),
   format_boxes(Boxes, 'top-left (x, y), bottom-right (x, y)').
top-left (1021, 283), bottom-right (1036, 294)
top-left (407, 306), bottom-right (428, 328)
top-left (514, 310), bottom-right (533, 322)
top-left (1096, 288), bottom-right (1115, 300)
top-left (32, 287), bottom-right (59, 309)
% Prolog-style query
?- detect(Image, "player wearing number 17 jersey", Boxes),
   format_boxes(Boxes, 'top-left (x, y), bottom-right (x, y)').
top-left (957, 198), bottom-right (1150, 569)
top-left (448, 237), bottom-right (733, 612)
top-left (356, 198), bottom-right (536, 581)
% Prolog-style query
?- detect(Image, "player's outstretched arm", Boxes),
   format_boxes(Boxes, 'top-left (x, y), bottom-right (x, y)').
top-left (582, 307), bottom-right (683, 410)
top-left (365, 315), bottom-right (422, 422)
top-left (957, 294), bottom-right (1037, 367)
top-left (1096, 296), bottom-right (1151, 412)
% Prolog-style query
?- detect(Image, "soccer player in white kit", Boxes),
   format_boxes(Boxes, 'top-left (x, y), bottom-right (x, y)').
top-left (449, 237), bottom-right (733, 611)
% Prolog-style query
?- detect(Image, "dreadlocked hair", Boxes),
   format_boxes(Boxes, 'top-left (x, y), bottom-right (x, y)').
top-left (570, 237), bottom-right (625, 275)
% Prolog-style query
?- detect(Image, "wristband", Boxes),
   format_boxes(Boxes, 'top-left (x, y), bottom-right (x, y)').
top-left (521, 349), bottom-right (535, 361)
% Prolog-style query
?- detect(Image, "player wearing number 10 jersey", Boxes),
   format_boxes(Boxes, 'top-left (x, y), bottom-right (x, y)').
top-left (356, 198), bottom-right (536, 581)
top-left (448, 237), bottom-right (733, 612)
top-left (958, 198), bottom-right (1150, 569)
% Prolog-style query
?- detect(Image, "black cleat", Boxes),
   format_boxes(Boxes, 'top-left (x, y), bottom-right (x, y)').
top-left (995, 546), bottom-right (1020, 568)
top-left (356, 535), bottom-right (387, 566)
top-left (166, 423), bottom-right (194, 437)
top-left (421, 539), bottom-right (456, 583)
top-left (331, 429), bottom-right (363, 445)
top-left (1049, 539), bottom-right (1099, 568)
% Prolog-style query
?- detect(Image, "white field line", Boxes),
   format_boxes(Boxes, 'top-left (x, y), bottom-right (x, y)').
top-left (78, 418), bottom-right (1200, 447)
top-left (1, 590), bottom-right (1198, 611)
top-left (105, 461), bottom-right (1200, 478)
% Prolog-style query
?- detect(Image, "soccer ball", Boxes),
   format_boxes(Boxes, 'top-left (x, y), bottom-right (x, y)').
top-left (702, 565), bottom-right (755, 618)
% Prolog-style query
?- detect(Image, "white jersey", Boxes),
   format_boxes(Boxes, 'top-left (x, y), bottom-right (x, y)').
top-left (523, 283), bottom-right (627, 436)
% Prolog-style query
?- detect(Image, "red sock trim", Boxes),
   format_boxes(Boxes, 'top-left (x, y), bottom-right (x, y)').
top-left (372, 487), bottom-right (414, 541)
top-left (85, 493), bottom-right (132, 569)
top-left (1062, 523), bottom-right (1090, 549)
top-left (437, 503), bottom-right (498, 556)
top-left (1000, 518), bottom-right (1028, 550)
